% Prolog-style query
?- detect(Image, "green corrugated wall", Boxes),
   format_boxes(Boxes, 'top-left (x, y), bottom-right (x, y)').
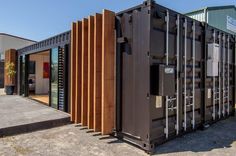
top-left (208, 8), bottom-right (236, 34)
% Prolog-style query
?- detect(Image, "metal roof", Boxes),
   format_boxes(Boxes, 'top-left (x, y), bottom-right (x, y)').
top-left (17, 30), bottom-right (71, 55)
top-left (0, 33), bottom-right (37, 43)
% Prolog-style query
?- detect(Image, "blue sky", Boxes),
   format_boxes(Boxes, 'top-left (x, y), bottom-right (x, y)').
top-left (0, 0), bottom-right (235, 41)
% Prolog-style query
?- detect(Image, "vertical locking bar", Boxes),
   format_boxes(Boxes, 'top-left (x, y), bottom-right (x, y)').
top-left (213, 30), bottom-right (216, 120)
top-left (227, 36), bottom-right (230, 115)
top-left (184, 18), bottom-right (187, 131)
top-left (218, 33), bottom-right (221, 118)
top-left (223, 34), bottom-right (225, 117)
top-left (192, 21), bottom-right (195, 129)
top-left (176, 14), bottom-right (180, 135)
top-left (165, 10), bottom-right (169, 139)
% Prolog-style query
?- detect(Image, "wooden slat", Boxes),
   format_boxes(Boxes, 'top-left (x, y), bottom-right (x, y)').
top-left (101, 10), bottom-right (115, 135)
top-left (4, 49), bottom-right (17, 88)
top-left (93, 13), bottom-right (102, 132)
top-left (75, 21), bottom-right (82, 124)
top-left (81, 18), bottom-right (89, 126)
top-left (70, 23), bottom-right (76, 122)
top-left (88, 16), bottom-right (95, 129)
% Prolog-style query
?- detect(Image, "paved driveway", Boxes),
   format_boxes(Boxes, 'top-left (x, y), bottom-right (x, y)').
top-left (0, 95), bottom-right (70, 136)
top-left (0, 115), bottom-right (236, 156)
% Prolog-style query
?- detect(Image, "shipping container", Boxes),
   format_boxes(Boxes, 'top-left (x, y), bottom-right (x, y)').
top-left (203, 24), bottom-right (235, 125)
top-left (5, 0), bottom-right (235, 154)
top-left (115, 0), bottom-right (235, 153)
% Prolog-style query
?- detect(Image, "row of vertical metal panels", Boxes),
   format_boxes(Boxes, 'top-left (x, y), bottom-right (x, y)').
top-left (70, 10), bottom-right (116, 135)
top-left (115, 1), bottom-right (235, 153)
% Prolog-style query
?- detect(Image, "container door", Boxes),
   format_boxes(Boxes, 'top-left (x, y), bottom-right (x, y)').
top-left (204, 28), bottom-right (235, 124)
top-left (19, 55), bottom-right (29, 97)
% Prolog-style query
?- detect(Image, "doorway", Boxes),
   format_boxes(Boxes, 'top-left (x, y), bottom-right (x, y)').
top-left (19, 45), bottom-right (69, 112)
top-left (28, 51), bottom-right (50, 105)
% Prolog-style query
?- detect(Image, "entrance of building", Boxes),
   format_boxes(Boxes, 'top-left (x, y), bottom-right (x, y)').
top-left (28, 51), bottom-right (50, 105)
top-left (19, 46), bottom-right (69, 112)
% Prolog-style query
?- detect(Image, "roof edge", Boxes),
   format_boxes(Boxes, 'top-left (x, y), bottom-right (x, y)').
top-left (185, 5), bottom-right (236, 15)
top-left (0, 33), bottom-right (37, 43)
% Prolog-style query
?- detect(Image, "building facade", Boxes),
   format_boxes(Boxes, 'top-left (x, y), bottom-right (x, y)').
top-left (0, 33), bottom-right (36, 87)
top-left (0, 33), bottom-right (36, 60)
top-left (186, 5), bottom-right (236, 34)
top-left (3, 1), bottom-right (236, 153)
top-left (17, 31), bottom-right (70, 112)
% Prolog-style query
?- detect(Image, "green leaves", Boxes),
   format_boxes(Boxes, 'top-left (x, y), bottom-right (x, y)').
top-left (5, 62), bottom-right (16, 78)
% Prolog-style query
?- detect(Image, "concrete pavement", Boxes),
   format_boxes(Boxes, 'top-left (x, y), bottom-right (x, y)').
top-left (0, 116), bottom-right (236, 156)
top-left (0, 95), bottom-right (70, 137)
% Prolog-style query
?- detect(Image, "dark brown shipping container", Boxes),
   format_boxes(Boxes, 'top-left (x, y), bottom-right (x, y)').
top-left (115, 0), bottom-right (235, 153)
top-left (203, 25), bottom-right (235, 124)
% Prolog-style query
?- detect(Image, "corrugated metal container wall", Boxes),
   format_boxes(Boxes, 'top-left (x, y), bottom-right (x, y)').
top-left (203, 25), bottom-right (235, 124)
top-left (115, 0), bottom-right (235, 153)
top-left (188, 11), bottom-right (206, 22)
top-left (208, 8), bottom-right (236, 35)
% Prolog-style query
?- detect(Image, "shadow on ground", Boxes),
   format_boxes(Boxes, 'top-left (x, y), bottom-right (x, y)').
top-left (97, 117), bottom-right (236, 155)
top-left (154, 117), bottom-right (236, 155)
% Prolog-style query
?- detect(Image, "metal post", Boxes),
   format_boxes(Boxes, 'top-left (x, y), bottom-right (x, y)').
top-left (223, 34), bottom-right (225, 117)
top-left (165, 10), bottom-right (169, 139)
top-left (218, 33), bottom-right (221, 118)
top-left (176, 14), bottom-right (180, 135)
top-left (213, 30), bottom-right (216, 120)
top-left (227, 36), bottom-right (230, 115)
top-left (184, 18), bottom-right (187, 131)
top-left (192, 21), bottom-right (195, 129)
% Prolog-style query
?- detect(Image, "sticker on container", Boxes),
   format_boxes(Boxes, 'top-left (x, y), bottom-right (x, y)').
top-left (155, 96), bottom-right (162, 108)
top-left (165, 67), bottom-right (174, 74)
top-left (208, 89), bottom-right (211, 99)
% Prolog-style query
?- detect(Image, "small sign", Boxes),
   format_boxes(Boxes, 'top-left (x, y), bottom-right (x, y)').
top-left (208, 89), bottom-right (211, 99)
top-left (165, 67), bottom-right (174, 74)
top-left (155, 96), bottom-right (162, 108)
top-left (227, 16), bottom-right (236, 33)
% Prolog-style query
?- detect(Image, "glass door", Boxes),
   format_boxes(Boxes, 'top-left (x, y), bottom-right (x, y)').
top-left (20, 55), bottom-right (29, 96)
top-left (50, 48), bottom-right (59, 109)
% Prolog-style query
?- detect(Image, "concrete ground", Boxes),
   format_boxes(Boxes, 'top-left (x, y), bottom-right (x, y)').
top-left (0, 95), bottom-right (70, 136)
top-left (0, 116), bottom-right (236, 156)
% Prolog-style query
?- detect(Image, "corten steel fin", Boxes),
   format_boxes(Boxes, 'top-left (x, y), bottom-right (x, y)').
top-left (81, 18), bottom-right (89, 126)
top-left (94, 13), bottom-right (103, 132)
top-left (101, 10), bottom-right (116, 135)
top-left (70, 10), bottom-right (115, 134)
top-left (75, 21), bottom-right (82, 124)
top-left (70, 23), bottom-right (76, 122)
top-left (88, 16), bottom-right (95, 129)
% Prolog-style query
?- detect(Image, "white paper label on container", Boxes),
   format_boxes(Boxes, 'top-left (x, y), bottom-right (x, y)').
top-left (165, 68), bottom-right (174, 74)
top-left (208, 89), bottom-right (211, 99)
top-left (155, 96), bottom-right (162, 108)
